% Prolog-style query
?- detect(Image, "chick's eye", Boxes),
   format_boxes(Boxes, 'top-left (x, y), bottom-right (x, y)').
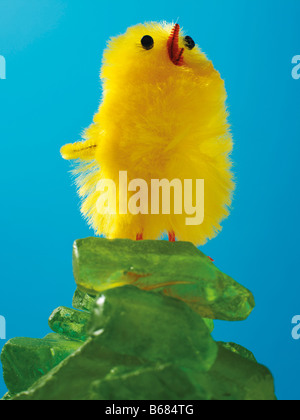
top-left (184, 36), bottom-right (195, 50)
top-left (141, 35), bottom-right (154, 50)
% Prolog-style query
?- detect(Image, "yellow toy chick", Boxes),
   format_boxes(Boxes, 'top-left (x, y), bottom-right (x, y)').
top-left (61, 22), bottom-right (234, 246)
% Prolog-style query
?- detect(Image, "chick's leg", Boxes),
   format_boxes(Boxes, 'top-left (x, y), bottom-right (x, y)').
top-left (168, 231), bottom-right (176, 242)
top-left (60, 139), bottom-right (98, 161)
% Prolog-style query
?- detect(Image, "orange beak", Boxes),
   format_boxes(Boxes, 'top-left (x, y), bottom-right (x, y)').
top-left (167, 24), bottom-right (184, 66)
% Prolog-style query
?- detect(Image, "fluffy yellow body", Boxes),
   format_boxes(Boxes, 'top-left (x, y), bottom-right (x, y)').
top-left (61, 22), bottom-right (234, 246)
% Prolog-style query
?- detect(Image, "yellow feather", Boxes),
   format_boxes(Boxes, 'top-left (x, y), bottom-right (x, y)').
top-left (61, 22), bottom-right (235, 246)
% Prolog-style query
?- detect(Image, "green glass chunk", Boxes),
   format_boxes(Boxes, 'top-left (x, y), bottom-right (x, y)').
top-left (218, 342), bottom-right (257, 363)
top-left (9, 340), bottom-right (276, 401)
top-left (0, 238), bottom-right (276, 401)
top-left (88, 286), bottom-right (217, 372)
top-left (72, 238), bottom-right (255, 321)
top-left (1, 334), bottom-right (81, 396)
top-left (10, 338), bottom-right (144, 401)
top-left (203, 318), bottom-right (214, 333)
top-left (197, 343), bottom-right (276, 400)
top-left (1, 393), bottom-right (12, 401)
top-left (72, 288), bottom-right (96, 312)
top-left (88, 364), bottom-right (207, 401)
top-left (88, 344), bottom-right (275, 401)
top-left (49, 306), bottom-right (90, 342)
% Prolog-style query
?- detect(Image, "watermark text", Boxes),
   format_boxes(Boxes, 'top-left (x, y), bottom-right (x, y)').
top-left (292, 55), bottom-right (300, 80)
top-left (292, 315), bottom-right (300, 340)
top-left (96, 171), bottom-right (205, 226)
top-left (0, 55), bottom-right (6, 80)
top-left (0, 316), bottom-right (6, 340)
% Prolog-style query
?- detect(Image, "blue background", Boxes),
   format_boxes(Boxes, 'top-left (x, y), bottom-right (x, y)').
top-left (0, 0), bottom-right (299, 400)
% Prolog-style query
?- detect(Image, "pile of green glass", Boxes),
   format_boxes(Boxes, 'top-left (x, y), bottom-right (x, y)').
top-left (1, 238), bottom-right (276, 400)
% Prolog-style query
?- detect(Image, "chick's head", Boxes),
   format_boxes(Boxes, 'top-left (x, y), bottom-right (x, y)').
top-left (101, 22), bottom-right (218, 87)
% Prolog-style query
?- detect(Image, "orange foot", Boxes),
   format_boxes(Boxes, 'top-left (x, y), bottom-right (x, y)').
top-left (168, 231), bottom-right (176, 242)
top-left (136, 232), bottom-right (143, 241)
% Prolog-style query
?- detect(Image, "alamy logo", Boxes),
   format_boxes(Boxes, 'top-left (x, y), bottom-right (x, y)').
top-left (292, 56), bottom-right (300, 80)
top-left (96, 171), bottom-right (205, 226)
top-left (0, 316), bottom-right (6, 340)
top-left (292, 315), bottom-right (300, 340)
top-left (0, 55), bottom-right (6, 80)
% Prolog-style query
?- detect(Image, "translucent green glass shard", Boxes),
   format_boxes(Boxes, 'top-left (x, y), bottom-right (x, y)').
top-left (73, 288), bottom-right (214, 333)
top-left (8, 339), bottom-right (276, 401)
top-left (49, 307), bottom-right (90, 342)
top-left (0, 238), bottom-right (275, 401)
top-left (88, 364), bottom-right (208, 401)
top-left (72, 288), bottom-right (96, 312)
top-left (91, 344), bottom-right (276, 401)
top-left (218, 342), bottom-right (257, 363)
top-left (88, 286), bottom-right (217, 372)
top-left (203, 318), bottom-right (214, 333)
top-left (10, 338), bottom-right (145, 401)
top-left (201, 343), bottom-right (276, 400)
top-left (1, 334), bottom-right (81, 396)
top-left (73, 238), bottom-right (255, 321)
top-left (73, 287), bottom-right (215, 332)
